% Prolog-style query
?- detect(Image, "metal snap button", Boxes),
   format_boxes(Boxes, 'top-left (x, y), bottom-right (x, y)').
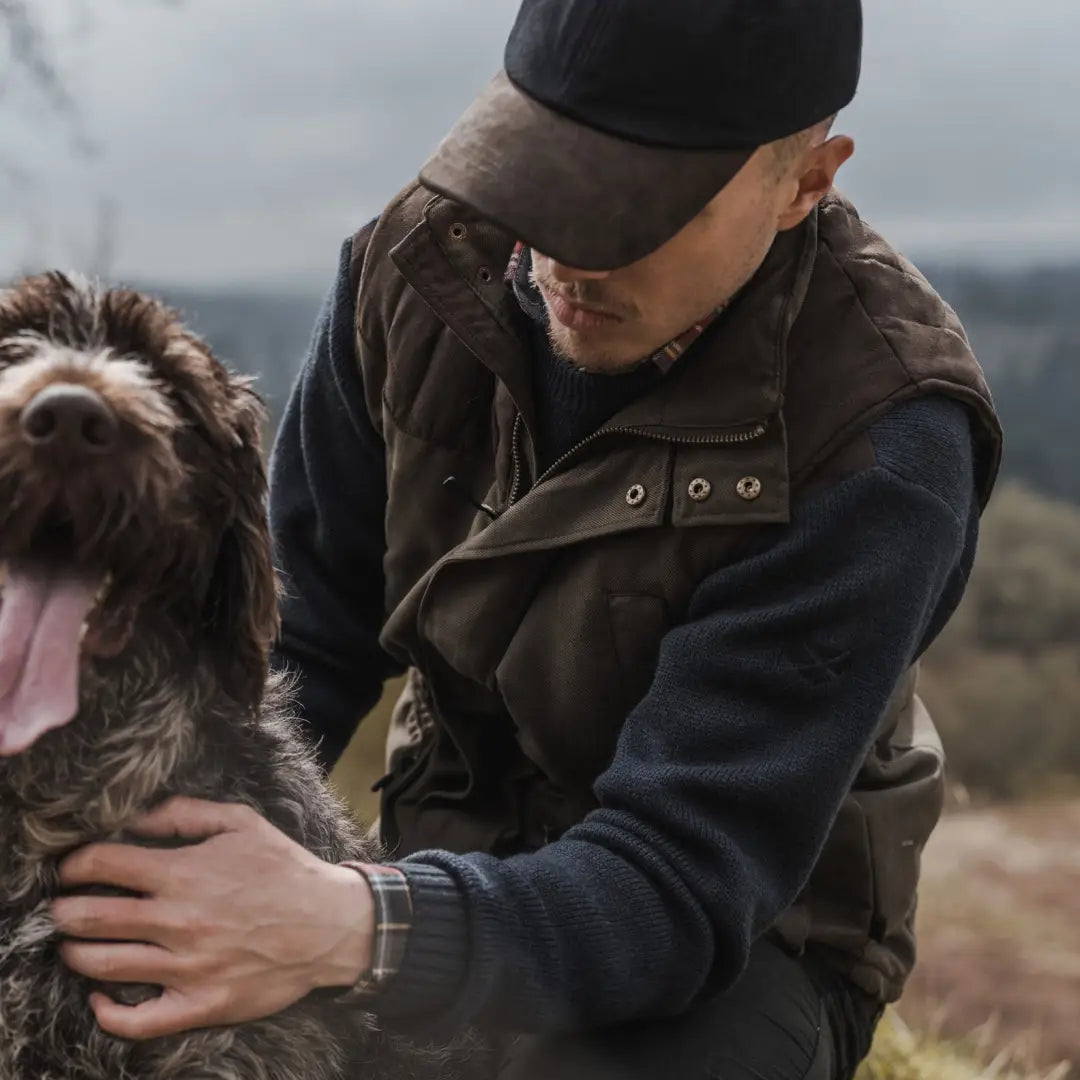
top-left (688, 478), bottom-right (712, 502)
top-left (449, 222), bottom-right (467, 240)
top-left (736, 476), bottom-right (763, 501)
top-left (626, 484), bottom-right (647, 507)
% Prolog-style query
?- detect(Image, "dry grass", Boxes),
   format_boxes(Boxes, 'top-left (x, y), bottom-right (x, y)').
top-left (859, 1011), bottom-right (1071, 1080)
top-left (328, 679), bottom-right (399, 825)
top-left (898, 800), bottom-right (1080, 1078)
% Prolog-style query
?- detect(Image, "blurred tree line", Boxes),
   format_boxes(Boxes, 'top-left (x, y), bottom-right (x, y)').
top-left (928, 263), bottom-right (1080, 505)
top-left (991, 340), bottom-right (1080, 507)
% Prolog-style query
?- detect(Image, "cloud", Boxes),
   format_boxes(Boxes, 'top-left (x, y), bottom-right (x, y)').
top-left (840, 0), bottom-right (1080, 258)
top-left (1, 0), bottom-right (1076, 285)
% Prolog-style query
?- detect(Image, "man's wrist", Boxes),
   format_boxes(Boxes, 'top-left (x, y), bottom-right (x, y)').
top-left (332, 863), bottom-right (413, 1004)
top-left (312, 864), bottom-right (378, 993)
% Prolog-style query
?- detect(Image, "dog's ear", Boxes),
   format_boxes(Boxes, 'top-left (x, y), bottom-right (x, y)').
top-left (202, 377), bottom-right (281, 709)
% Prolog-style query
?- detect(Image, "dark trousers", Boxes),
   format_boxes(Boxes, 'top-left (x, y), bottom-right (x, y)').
top-left (498, 939), bottom-right (883, 1080)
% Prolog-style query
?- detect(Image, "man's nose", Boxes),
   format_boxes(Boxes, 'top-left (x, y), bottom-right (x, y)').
top-left (545, 260), bottom-right (613, 284)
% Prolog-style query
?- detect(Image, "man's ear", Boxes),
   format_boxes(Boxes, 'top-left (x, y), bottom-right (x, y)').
top-left (776, 135), bottom-right (856, 232)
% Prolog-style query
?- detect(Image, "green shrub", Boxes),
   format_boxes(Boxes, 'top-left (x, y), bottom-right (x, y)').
top-left (923, 484), bottom-right (1080, 799)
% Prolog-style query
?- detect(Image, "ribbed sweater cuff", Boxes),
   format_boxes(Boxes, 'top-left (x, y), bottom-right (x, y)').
top-left (368, 861), bottom-right (470, 1019)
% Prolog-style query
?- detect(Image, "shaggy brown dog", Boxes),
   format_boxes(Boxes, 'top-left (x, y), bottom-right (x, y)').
top-left (0, 272), bottom-right (489, 1080)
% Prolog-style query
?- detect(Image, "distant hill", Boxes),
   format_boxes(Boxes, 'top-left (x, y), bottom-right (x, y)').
top-left (921, 262), bottom-right (1080, 381)
top-left (140, 283), bottom-right (324, 429)
top-left (921, 264), bottom-right (1080, 506)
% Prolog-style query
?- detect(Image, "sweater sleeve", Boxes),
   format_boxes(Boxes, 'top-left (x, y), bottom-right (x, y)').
top-left (268, 234), bottom-right (404, 771)
top-left (374, 396), bottom-right (980, 1033)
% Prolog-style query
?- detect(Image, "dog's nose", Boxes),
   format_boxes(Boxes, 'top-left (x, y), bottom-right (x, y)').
top-left (20, 384), bottom-right (118, 456)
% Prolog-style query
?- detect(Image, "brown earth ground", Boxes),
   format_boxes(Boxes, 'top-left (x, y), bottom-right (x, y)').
top-left (330, 693), bottom-right (1079, 1076)
top-left (897, 798), bottom-right (1080, 1078)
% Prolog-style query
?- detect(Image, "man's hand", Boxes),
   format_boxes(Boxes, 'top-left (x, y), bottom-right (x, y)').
top-left (50, 797), bottom-right (375, 1041)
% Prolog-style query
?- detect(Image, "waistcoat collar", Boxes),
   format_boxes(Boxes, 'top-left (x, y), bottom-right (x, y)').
top-left (389, 193), bottom-right (819, 444)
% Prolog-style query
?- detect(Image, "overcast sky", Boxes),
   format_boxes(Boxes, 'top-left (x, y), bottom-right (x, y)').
top-left (1, 0), bottom-right (1076, 288)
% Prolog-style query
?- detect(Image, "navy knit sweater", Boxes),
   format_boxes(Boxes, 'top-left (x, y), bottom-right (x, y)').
top-left (269, 237), bottom-right (980, 1034)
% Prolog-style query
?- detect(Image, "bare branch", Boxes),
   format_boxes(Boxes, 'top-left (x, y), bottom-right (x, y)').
top-left (0, 0), bottom-right (78, 116)
top-left (1, 0), bottom-right (181, 273)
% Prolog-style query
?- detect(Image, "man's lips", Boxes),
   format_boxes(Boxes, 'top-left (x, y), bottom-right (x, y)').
top-left (538, 284), bottom-right (624, 331)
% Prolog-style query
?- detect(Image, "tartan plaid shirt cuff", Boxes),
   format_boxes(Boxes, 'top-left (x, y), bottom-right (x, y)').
top-left (334, 863), bottom-right (413, 1004)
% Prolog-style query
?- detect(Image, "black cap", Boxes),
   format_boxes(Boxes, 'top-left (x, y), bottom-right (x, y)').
top-left (420, 0), bottom-right (862, 269)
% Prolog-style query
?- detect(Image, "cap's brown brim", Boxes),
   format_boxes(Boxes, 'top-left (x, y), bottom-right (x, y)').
top-left (419, 71), bottom-right (755, 271)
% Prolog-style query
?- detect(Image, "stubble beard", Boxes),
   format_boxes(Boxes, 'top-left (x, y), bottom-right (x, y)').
top-left (545, 321), bottom-right (619, 373)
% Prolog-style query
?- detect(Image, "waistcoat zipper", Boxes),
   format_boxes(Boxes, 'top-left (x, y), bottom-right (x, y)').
top-left (508, 412), bottom-right (525, 507)
top-left (506, 413), bottom-right (768, 509)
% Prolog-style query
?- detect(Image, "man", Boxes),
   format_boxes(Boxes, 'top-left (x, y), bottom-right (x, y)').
top-left (51, 1), bottom-right (1002, 1078)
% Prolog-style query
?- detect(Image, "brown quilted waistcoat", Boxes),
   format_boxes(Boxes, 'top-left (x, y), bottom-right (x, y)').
top-left (349, 183), bottom-right (1003, 1002)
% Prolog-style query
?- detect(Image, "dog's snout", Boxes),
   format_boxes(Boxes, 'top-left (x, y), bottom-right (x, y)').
top-left (20, 384), bottom-right (119, 457)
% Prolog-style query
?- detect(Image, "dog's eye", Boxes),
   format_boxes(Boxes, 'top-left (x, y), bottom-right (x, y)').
top-left (0, 341), bottom-right (29, 368)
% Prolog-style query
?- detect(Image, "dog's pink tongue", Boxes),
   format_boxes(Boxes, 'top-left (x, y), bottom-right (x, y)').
top-left (0, 565), bottom-right (98, 756)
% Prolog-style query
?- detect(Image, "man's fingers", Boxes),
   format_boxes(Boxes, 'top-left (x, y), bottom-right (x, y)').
top-left (60, 941), bottom-right (181, 985)
top-left (58, 843), bottom-right (171, 894)
top-left (89, 987), bottom-right (227, 1042)
top-left (52, 895), bottom-right (179, 943)
top-left (126, 797), bottom-right (258, 841)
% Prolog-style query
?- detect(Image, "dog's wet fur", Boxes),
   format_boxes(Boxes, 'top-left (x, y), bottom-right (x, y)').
top-left (0, 272), bottom-right (492, 1079)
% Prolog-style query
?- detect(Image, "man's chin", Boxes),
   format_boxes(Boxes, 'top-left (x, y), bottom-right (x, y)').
top-left (548, 325), bottom-right (651, 374)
